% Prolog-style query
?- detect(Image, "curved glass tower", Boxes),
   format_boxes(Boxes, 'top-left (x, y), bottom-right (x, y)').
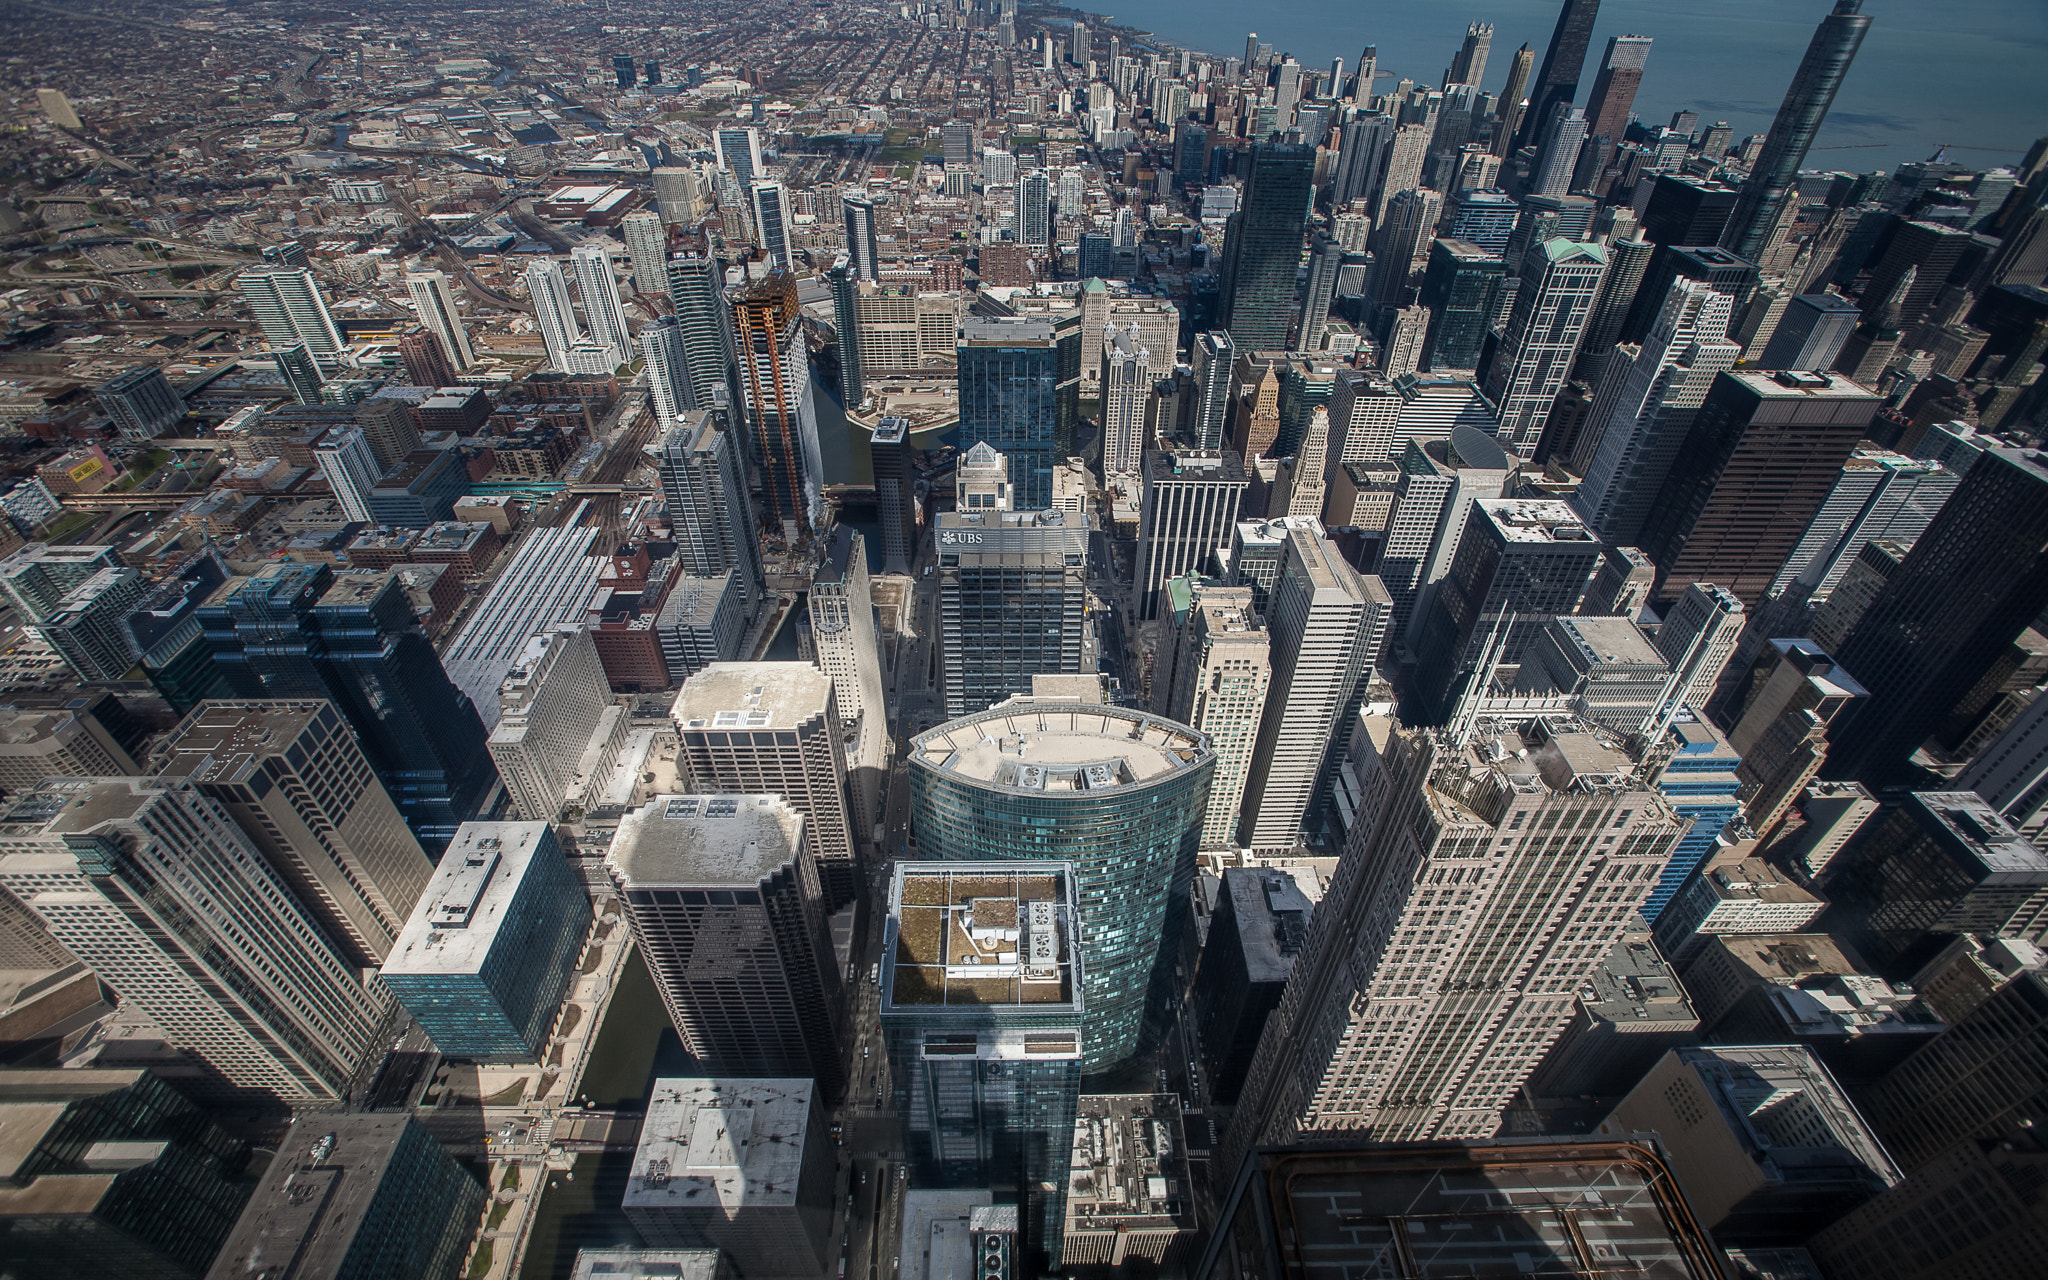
top-left (1723, 1), bottom-right (1872, 260)
top-left (908, 699), bottom-right (1214, 1071)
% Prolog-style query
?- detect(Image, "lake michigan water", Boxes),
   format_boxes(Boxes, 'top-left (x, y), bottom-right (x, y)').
top-left (1065, 0), bottom-right (2048, 175)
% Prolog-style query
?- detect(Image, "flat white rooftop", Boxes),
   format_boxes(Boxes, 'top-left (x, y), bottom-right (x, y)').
top-left (672, 662), bottom-right (831, 730)
top-left (624, 1078), bottom-right (814, 1213)
top-left (911, 700), bottom-right (1208, 790)
top-left (382, 822), bottom-right (558, 975)
top-left (607, 794), bottom-right (805, 887)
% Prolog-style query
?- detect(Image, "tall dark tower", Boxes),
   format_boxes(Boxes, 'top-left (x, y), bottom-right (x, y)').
top-left (1216, 143), bottom-right (1317, 352)
top-left (1512, 0), bottom-right (1603, 155)
top-left (1722, 1), bottom-right (1873, 260)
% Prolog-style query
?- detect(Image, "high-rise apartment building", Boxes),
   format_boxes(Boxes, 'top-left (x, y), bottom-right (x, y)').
top-left (713, 125), bottom-right (763, 188)
top-left (487, 624), bottom-right (618, 822)
top-left (152, 699), bottom-right (434, 968)
top-left (94, 365), bottom-right (185, 440)
top-left (1826, 449), bottom-right (2048, 786)
top-left (620, 208), bottom-right (668, 298)
top-left (1190, 331), bottom-right (1235, 451)
top-left (1584, 35), bottom-right (1652, 143)
top-left (1163, 585), bottom-right (1272, 851)
top-left (654, 408), bottom-right (764, 611)
top-left (1134, 451), bottom-right (1245, 621)
top-left (673, 662), bottom-right (858, 908)
top-left (38, 566), bottom-right (142, 683)
top-left (936, 507), bottom-right (1089, 717)
top-left (749, 180), bottom-right (794, 267)
top-left (526, 257), bottom-right (586, 372)
top-left (315, 424), bottom-right (382, 524)
top-left (1638, 370), bottom-right (1877, 608)
top-left (404, 271), bottom-right (475, 371)
top-left (1239, 523), bottom-right (1391, 849)
top-left (651, 166), bottom-right (705, 225)
top-left (380, 821), bottom-right (589, 1062)
top-left (871, 416), bottom-right (918, 575)
top-left (1226, 711), bottom-right (1688, 1169)
top-left (1217, 143), bottom-right (1316, 352)
top-left (909, 700), bottom-right (1213, 1070)
top-left (1723, 2), bottom-right (1873, 259)
top-left (663, 247), bottom-right (739, 413)
top-left (237, 265), bottom-right (346, 369)
top-left (1368, 189), bottom-right (1445, 307)
top-left (1481, 238), bottom-right (1608, 457)
top-left (607, 795), bottom-right (847, 1096)
top-left (957, 316), bottom-right (1077, 511)
top-left (828, 260), bottom-right (866, 407)
top-left (734, 270), bottom-right (822, 537)
top-left (842, 192), bottom-right (879, 280)
top-left (639, 314), bottom-right (692, 427)
top-left (571, 244), bottom-right (633, 368)
top-left (811, 527), bottom-right (887, 828)
top-left (0, 778), bottom-right (392, 1103)
top-left (1099, 323), bottom-right (1150, 478)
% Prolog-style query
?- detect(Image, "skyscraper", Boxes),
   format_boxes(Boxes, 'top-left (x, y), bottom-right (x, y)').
top-left (1529, 105), bottom-right (1589, 198)
top-left (272, 343), bottom-right (324, 404)
top-left (1584, 35), bottom-right (1652, 144)
top-left (638, 314), bottom-right (695, 434)
top-left (1017, 170), bottom-right (1051, 247)
top-left (871, 416), bottom-right (918, 575)
top-left (94, 365), bottom-right (185, 440)
top-left (404, 271), bottom-right (475, 371)
top-left (651, 166), bottom-right (705, 225)
top-left (1224, 711), bottom-right (1687, 1166)
top-left (957, 316), bottom-right (1074, 510)
top-left (525, 257), bottom-right (585, 373)
top-left (153, 699), bottom-right (434, 969)
top-left (1190, 331), bottom-right (1235, 451)
top-left (1445, 21), bottom-right (1493, 88)
top-left (1378, 428), bottom-right (1517, 644)
top-left (908, 700), bottom-right (1214, 1070)
top-left (0, 778), bottom-right (392, 1103)
top-left (1636, 370), bottom-right (1877, 608)
top-left (936, 506), bottom-right (1089, 716)
top-left (810, 526), bottom-right (888, 827)
top-left (1757, 292), bottom-right (1862, 371)
top-left (1217, 143), bottom-right (1316, 352)
top-left (673, 663), bottom-right (859, 908)
top-left (1099, 323), bottom-right (1150, 478)
top-left (606, 793), bottom-right (847, 1097)
top-left (734, 269), bottom-right (822, 537)
top-left (1368, 188), bottom-right (1444, 307)
top-left (1722, 1), bottom-right (1873, 260)
top-left (1298, 233), bottom-right (1343, 352)
top-left (1825, 448), bottom-right (2048, 785)
top-left (655, 408), bottom-right (764, 610)
top-left (487, 623), bottom-right (617, 823)
top-left (1767, 449), bottom-right (1959, 599)
top-left (237, 266), bottom-right (346, 369)
top-left (664, 245), bottom-right (740, 414)
top-left (827, 259), bottom-right (864, 407)
top-left (1162, 584), bottom-right (1272, 852)
top-left (1417, 239), bottom-right (1506, 373)
top-left (1135, 451), bottom-right (1247, 621)
top-left (1654, 582), bottom-right (1747, 718)
top-left (750, 180), bottom-right (794, 267)
top-left (1493, 43), bottom-right (1536, 155)
top-left (571, 244), bottom-right (633, 367)
top-left (1480, 238), bottom-right (1608, 457)
top-left (1239, 523), bottom-right (1391, 849)
top-left (620, 208), bottom-right (668, 296)
top-left (1725, 638), bottom-right (1869, 833)
top-left (398, 327), bottom-right (456, 389)
top-left (842, 192), bottom-right (879, 280)
top-left (1514, 0), bottom-right (1603, 156)
top-left (1330, 113), bottom-right (1392, 208)
top-left (714, 125), bottom-right (763, 189)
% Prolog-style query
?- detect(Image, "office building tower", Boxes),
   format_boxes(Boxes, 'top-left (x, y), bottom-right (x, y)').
top-left (881, 862), bottom-right (1082, 1253)
top-left (1826, 449), bottom-right (2048, 784)
top-left (0, 698), bottom-right (139, 795)
top-left (936, 507), bottom-right (1088, 717)
top-left (607, 794), bottom-right (848, 1094)
top-left (1514, 0), bottom-right (1603, 155)
top-left (811, 527), bottom-right (888, 826)
top-left (1216, 143), bottom-right (1316, 352)
top-left (1493, 41), bottom-right (1536, 147)
top-left (1725, 638), bottom-right (1869, 833)
top-left (0, 778), bottom-right (391, 1102)
top-left (1724, 2), bottom-right (1873, 259)
top-left (749, 180), bottom-right (793, 267)
top-left (734, 270), bottom-right (822, 537)
top-left (1450, 189), bottom-right (1519, 254)
top-left (1481, 238), bottom-right (1608, 457)
top-left (1584, 35), bottom-right (1651, 144)
top-left (1572, 278), bottom-right (1740, 544)
top-left (651, 166), bottom-right (705, 225)
top-left (1637, 370), bottom-right (1877, 608)
top-left (842, 193), bottom-right (879, 280)
top-left (1136, 451), bottom-right (1246, 622)
top-left (315, 424), bottom-right (381, 524)
top-left (571, 244), bottom-right (632, 367)
top-left (1604, 1046), bottom-right (1899, 1243)
top-left (1641, 717), bottom-right (1744, 922)
top-left (404, 271), bottom-right (475, 371)
top-left (640, 314), bottom-right (692, 427)
top-left (1772, 780), bottom-right (1883, 879)
top-left (1299, 234), bottom-right (1343, 352)
top-left (37, 566), bottom-right (142, 683)
top-left (956, 442), bottom-right (1008, 511)
top-left (93, 365), bottom-right (184, 440)
top-left (1640, 176), bottom-right (1743, 249)
top-left (1367, 188), bottom-right (1444, 306)
top-left (1331, 113), bottom-right (1392, 208)
top-left (366, 448), bottom-right (464, 529)
top-left (1769, 449), bottom-right (1959, 599)
top-left (1191, 331), bottom-right (1235, 451)
top-left (1194, 868), bottom-right (1316, 1104)
top-left (380, 821), bottom-right (588, 1062)
top-left (1239, 524), bottom-right (1391, 849)
top-left (827, 259), bottom-right (864, 407)
top-left (664, 248), bottom-right (740, 413)
top-left (153, 698), bottom-right (433, 969)
top-left (623, 1079), bottom-right (836, 1278)
top-left (1574, 236), bottom-right (1656, 376)
top-left (488, 623), bottom-right (615, 822)
top-left (908, 700), bottom-right (1213, 1070)
top-left (355, 396), bottom-right (422, 474)
top-left (657, 410), bottom-right (763, 610)
top-left (1409, 499), bottom-right (1605, 721)
top-left (1417, 240), bottom-right (1505, 372)
top-left (1530, 106), bottom-right (1588, 198)
top-left (957, 316), bottom-right (1076, 511)
top-left (1285, 406), bottom-right (1334, 519)
top-left (1378, 427), bottom-right (1516, 642)
top-left (203, 563), bottom-right (495, 850)
top-left (673, 663), bottom-right (858, 909)
top-left (1654, 582), bottom-right (1746, 717)
top-left (399, 326), bottom-right (456, 389)
top-left (871, 416), bottom-right (918, 575)
top-left (526, 257), bottom-right (586, 372)
top-left (612, 53), bottom-right (636, 87)
top-left (209, 1115), bottom-right (483, 1280)
top-left (1824, 791), bottom-right (2048, 980)
top-left (0, 1068), bottom-right (253, 1278)
top-left (237, 265), bottom-right (346, 369)
top-left (1958, 696), bottom-right (2048, 841)
top-left (714, 125), bottom-right (762, 188)
top-left (1583, 544), bottom-right (1656, 617)
top-left (1528, 920), bottom-right (1699, 1097)
top-left (1162, 585), bottom-right (1271, 852)
top-left (1510, 614), bottom-right (1668, 730)
top-left (1758, 291), bottom-right (1862, 370)
top-left (1444, 20), bottom-right (1493, 88)
top-left (620, 208), bottom-right (668, 296)
top-left (1099, 323), bottom-right (1150, 478)
top-left (1226, 711), bottom-right (1688, 1160)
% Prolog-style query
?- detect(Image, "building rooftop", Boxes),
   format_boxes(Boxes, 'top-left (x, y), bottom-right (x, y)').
top-left (607, 794), bottom-right (805, 888)
top-left (570, 1250), bottom-right (724, 1280)
top-left (1909, 790), bottom-right (2048, 879)
top-left (1554, 616), bottom-right (1666, 670)
top-left (1064, 1094), bottom-right (1196, 1238)
top-left (671, 662), bottom-right (832, 730)
top-left (1663, 1045), bottom-right (1901, 1191)
top-left (209, 1115), bottom-right (427, 1280)
top-left (1582, 921), bottom-right (1697, 1026)
top-left (383, 822), bottom-right (560, 975)
top-left (1477, 498), bottom-right (1600, 545)
top-left (885, 863), bottom-right (1076, 1008)
top-left (1224, 867), bottom-right (1320, 985)
top-left (623, 1078), bottom-right (815, 1213)
top-left (871, 416), bottom-right (909, 444)
top-left (911, 700), bottom-right (1209, 792)
top-left (150, 700), bottom-right (339, 786)
top-left (1728, 369), bottom-right (1880, 401)
top-left (1701, 859), bottom-right (1824, 907)
top-left (898, 1190), bottom-right (991, 1280)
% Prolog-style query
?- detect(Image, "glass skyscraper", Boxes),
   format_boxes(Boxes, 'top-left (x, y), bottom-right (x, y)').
top-left (956, 316), bottom-right (1075, 510)
top-left (908, 700), bottom-right (1213, 1071)
top-left (1216, 143), bottom-right (1316, 352)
